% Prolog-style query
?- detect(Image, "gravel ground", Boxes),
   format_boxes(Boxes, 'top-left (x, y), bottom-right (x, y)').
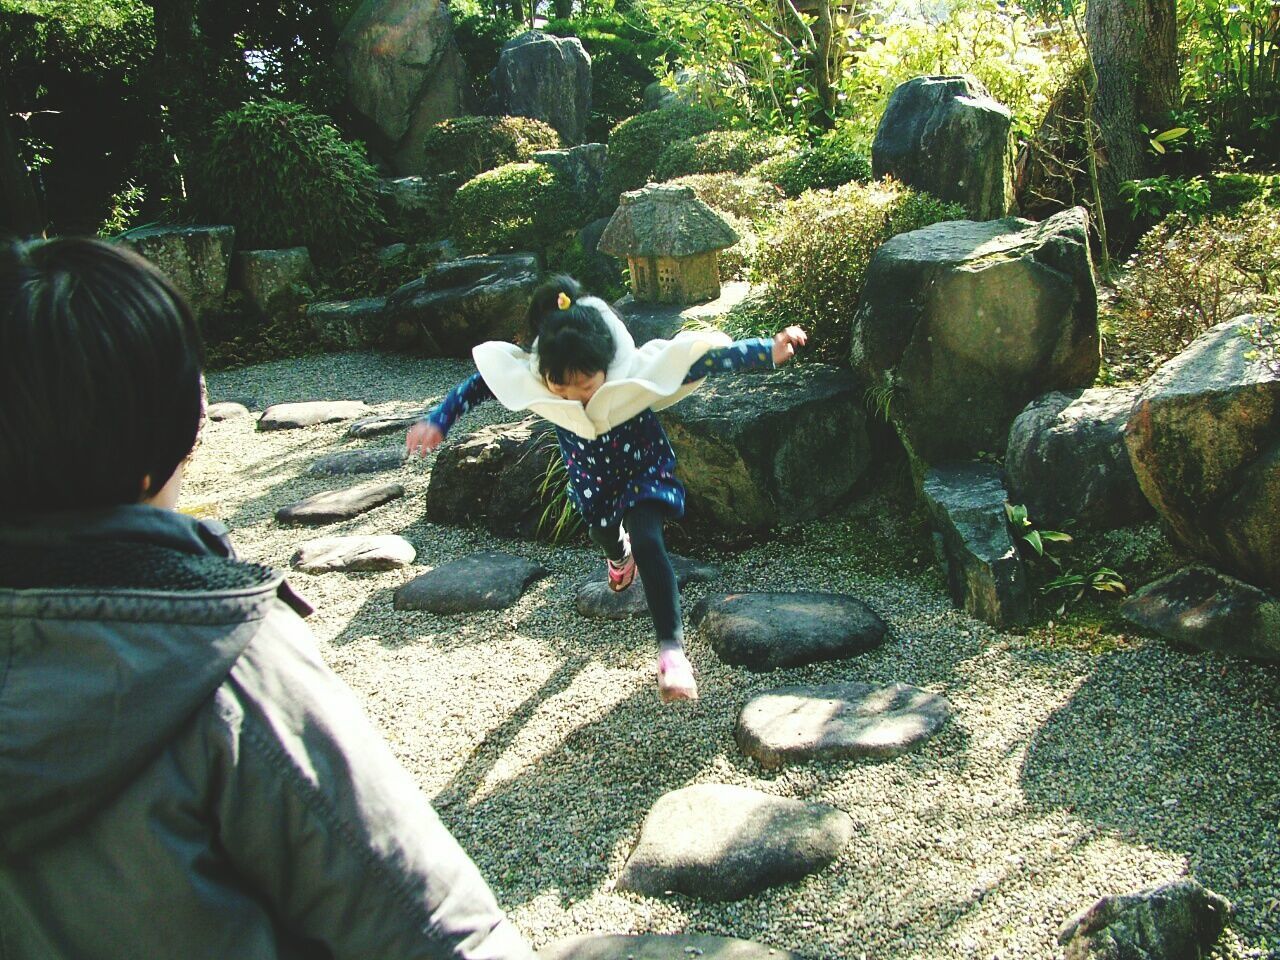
top-left (201, 352), bottom-right (1280, 959)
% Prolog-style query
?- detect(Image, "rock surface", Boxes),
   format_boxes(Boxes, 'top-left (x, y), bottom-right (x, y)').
top-left (538, 933), bottom-right (806, 960)
top-left (1121, 565), bottom-right (1280, 663)
top-left (348, 410), bottom-right (429, 438)
top-left (922, 462), bottom-right (1029, 629)
top-left (1058, 879), bottom-right (1232, 960)
top-left (276, 481), bottom-right (405, 525)
top-left (663, 364), bottom-right (869, 534)
top-left (1006, 387), bottom-right (1151, 530)
top-left (1124, 315), bottom-right (1280, 591)
top-left (426, 417), bottom-right (558, 538)
top-left (491, 31), bottom-right (592, 144)
top-left (258, 400), bottom-right (372, 431)
top-left (232, 247), bottom-right (313, 319)
top-left (872, 75), bottom-right (1016, 220)
top-left (118, 224), bottom-right (234, 320)
top-left (616, 784), bottom-right (852, 901)
top-left (292, 534), bottom-right (416, 573)
top-left (394, 551), bottom-right (550, 613)
top-left (533, 143), bottom-right (606, 213)
top-left (851, 208), bottom-right (1099, 475)
top-left (206, 402), bottom-right (250, 421)
top-left (306, 298), bottom-right (388, 351)
top-left (307, 447), bottom-right (407, 476)
top-left (385, 254), bottom-right (540, 356)
top-left (736, 682), bottom-right (952, 768)
top-left (692, 592), bottom-right (887, 672)
top-left (337, 0), bottom-right (466, 174)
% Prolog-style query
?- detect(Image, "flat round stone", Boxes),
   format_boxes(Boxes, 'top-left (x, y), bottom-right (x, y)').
top-left (207, 401), bottom-right (250, 421)
top-left (306, 447), bottom-right (407, 476)
top-left (292, 535), bottom-right (416, 573)
top-left (394, 551), bottom-right (550, 613)
top-left (693, 591), bottom-right (887, 671)
top-left (736, 681), bottom-right (952, 767)
top-left (258, 400), bottom-right (372, 431)
top-left (347, 411), bottom-right (428, 438)
top-left (539, 934), bottom-right (808, 960)
top-left (275, 482), bottom-right (404, 525)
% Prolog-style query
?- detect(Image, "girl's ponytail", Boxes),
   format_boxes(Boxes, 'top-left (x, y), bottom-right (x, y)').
top-left (525, 274), bottom-right (585, 339)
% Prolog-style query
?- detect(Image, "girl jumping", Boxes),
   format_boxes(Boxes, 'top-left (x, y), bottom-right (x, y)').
top-left (406, 275), bottom-right (806, 703)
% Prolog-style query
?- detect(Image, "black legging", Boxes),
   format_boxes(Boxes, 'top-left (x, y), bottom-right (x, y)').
top-left (588, 500), bottom-right (682, 650)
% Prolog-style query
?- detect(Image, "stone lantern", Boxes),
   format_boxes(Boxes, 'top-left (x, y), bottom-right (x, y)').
top-left (598, 183), bottom-right (739, 305)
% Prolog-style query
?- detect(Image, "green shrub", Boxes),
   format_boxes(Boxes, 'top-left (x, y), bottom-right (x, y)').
top-left (668, 173), bottom-right (785, 224)
top-left (602, 104), bottom-right (721, 207)
top-left (1107, 198), bottom-right (1280, 378)
top-left (450, 162), bottom-right (584, 254)
top-left (453, 13), bottom-right (522, 103)
top-left (749, 126), bottom-right (871, 197)
top-left (654, 130), bottom-right (798, 181)
top-left (421, 115), bottom-right (562, 181)
top-left (754, 180), bottom-right (964, 364)
top-left (544, 231), bottom-right (627, 303)
top-left (195, 99), bottom-right (384, 263)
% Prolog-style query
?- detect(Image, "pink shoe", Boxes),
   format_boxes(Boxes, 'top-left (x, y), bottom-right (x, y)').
top-left (607, 529), bottom-right (635, 592)
top-left (657, 649), bottom-right (699, 703)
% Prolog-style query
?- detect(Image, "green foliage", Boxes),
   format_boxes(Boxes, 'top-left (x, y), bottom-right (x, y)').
top-left (753, 180), bottom-right (964, 364)
top-left (654, 130), bottom-right (798, 181)
top-left (450, 162), bottom-right (584, 254)
top-left (667, 173), bottom-right (785, 224)
top-left (544, 231), bottom-right (627, 303)
top-left (453, 12), bottom-right (522, 104)
top-left (97, 180), bottom-right (146, 237)
top-left (1110, 197), bottom-right (1280, 371)
top-left (536, 440), bottom-right (582, 544)
top-left (421, 115), bottom-right (562, 182)
top-left (194, 99), bottom-right (384, 264)
top-left (1, 0), bottom-right (153, 73)
top-left (602, 103), bottom-right (721, 205)
top-left (1241, 315), bottom-right (1280, 375)
top-left (1006, 501), bottom-right (1127, 611)
top-left (748, 124), bottom-right (871, 197)
top-left (1119, 175), bottom-right (1213, 220)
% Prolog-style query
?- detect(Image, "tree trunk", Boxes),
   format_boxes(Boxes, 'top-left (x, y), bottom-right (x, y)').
top-left (553, 0), bottom-right (572, 19)
top-left (1086, 0), bottom-right (1178, 200)
top-left (0, 83), bottom-right (44, 237)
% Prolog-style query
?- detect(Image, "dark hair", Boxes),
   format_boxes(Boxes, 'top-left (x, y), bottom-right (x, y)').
top-left (526, 274), bottom-right (616, 384)
top-left (0, 236), bottom-right (205, 514)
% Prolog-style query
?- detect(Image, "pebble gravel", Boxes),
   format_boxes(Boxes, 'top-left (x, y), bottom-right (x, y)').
top-left (200, 352), bottom-right (1280, 960)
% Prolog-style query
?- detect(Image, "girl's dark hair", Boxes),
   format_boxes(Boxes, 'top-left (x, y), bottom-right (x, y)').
top-left (527, 274), bottom-right (616, 384)
top-left (0, 236), bottom-right (205, 514)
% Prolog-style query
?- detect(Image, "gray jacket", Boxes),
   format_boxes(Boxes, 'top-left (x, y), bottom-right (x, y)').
top-left (0, 506), bottom-right (533, 960)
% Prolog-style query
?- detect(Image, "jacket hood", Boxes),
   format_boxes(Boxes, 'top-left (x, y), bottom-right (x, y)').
top-left (0, 506), bottom-right (301, 859)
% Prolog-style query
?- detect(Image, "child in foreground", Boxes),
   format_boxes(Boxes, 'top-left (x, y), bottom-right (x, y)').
top-left (407, 275), bottom-right (806, 702)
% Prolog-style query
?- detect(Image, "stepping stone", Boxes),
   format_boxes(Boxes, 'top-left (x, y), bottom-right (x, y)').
top-left (347, 411), bottom-right (428, 439)
top-left (306, 447), bottom-right (407, 476)
top-left (258, 400), bottom-right (372, 431)
top-left (539, 933), bottom-right (807, 960)
top-left (292, 535), bottom-right (416, 573)
top-left (394, 551), bottom-right (549, 614)
top-left (575, 555), bottom-right (719, 620)
top-left (276, 482), bottom-right (404, 525)
top-left (692, 591), bottom-right (887, 672)
top-left (735, 681), bottom-right (952, 768)
top-left (616, 784), bottom-right (852, 901)
top-left (207, 401), bottom-right (250, 421)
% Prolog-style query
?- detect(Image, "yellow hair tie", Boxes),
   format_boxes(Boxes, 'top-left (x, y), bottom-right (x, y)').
top-left (557, 291), bottom-right (572, 310)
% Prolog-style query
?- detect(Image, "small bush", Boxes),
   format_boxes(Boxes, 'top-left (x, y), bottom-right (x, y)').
top-left (668, 173), bottom-right (785, 224)
top-left (754, 180), bottom-right (964, 364)
top-left (654, 130), bottom-right (798, 181)
top-left (602, 104), bottom-right (721, 207)
top-left (1107, 198), bottom-right (1280, 378)
top-left (421, 116), bottom-right (562, 181)
top-left (544, 232), bottom-right (627, 303)
top-left (195, 99), bottom-right (384, 263)
top-left (748, 126), bottom-right (871, 197)
top-left (450, 162), bottom-right (584, 254)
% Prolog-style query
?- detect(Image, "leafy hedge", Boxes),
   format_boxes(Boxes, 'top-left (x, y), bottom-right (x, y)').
top-left (194, 99), bottom-right (384, 263)
top-left (601, 103), bottom-right (721, 208)
top-left (654, 130), bottom-right (798, 181)
top-left (421, 115), bottom-right (562, 182)
top-left (667, 173), bottom-right (785, 223)
top-left (754, 181), bottom-right (964, 364)
top-left (749, 126), bottom-right (871, 197)
top-left (450, 162), bottom-right (584, 254)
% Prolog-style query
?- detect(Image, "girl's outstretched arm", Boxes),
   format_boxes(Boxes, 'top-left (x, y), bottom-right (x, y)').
top-left (406, 371), bottom-right (495, 457)
top-left (682, 326), bottom-right (807, 384)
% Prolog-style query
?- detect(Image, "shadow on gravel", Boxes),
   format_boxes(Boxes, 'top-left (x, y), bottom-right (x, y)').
top-left (1019, 643), bottom-right (1280, 941)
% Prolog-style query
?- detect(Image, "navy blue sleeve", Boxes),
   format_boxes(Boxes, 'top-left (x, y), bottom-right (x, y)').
top-left (422, 372), bottom-right (494, 436)
top-left (682, 338), bottom-right (775, 384)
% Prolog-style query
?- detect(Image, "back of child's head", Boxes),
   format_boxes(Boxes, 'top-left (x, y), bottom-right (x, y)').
top-left (0, 236), bottom-right (205, 516)
top-left (526, 274), bottom-right (616, 385)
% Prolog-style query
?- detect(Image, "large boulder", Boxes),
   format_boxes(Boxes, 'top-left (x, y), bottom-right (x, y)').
top-left (384, 253), bottom-right (540, 356)
top-left (872, 75), bottom-right (1015, 221)
top-left (232, 247), bottom-right (313, 321)
top-left (662, 364), bottom-right (870, 534)
top-left (118, 224), bottom-right (234, 322)
top-left (851, 208), bottom-right (1099, 478)
top-left (533, 143), bottom-right (606, 214)
top-left (1058, 879), bottom-right (1231, 960)
top-left (426, 417), bottom-right (560, 539)
top-left (1005, 387), bottom-right (1151, 531)
top-left (1124, 315), bottom-right (1280, 591)
top-left (490, 31), bottom-right (591, 145)
top-left (305, 298), bottom-right (388, 351)
top-left (336, 0), bottom-right (466, 175)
